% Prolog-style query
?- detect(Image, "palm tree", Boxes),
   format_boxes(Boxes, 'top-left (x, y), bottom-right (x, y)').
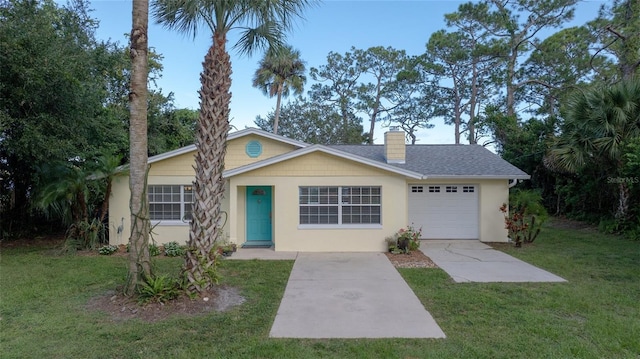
top-left (127, 0), bottom-right (152, 296)
top-left (152, 0), bottom-right (312, 295)
top-left (548, 77), bottom-right (640, 219)
top-left (253, 45), bottom-right (306, 135)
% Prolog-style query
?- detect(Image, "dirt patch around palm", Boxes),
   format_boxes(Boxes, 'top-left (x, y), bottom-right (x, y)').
top-left (86, 286), bottom-right (246, 322)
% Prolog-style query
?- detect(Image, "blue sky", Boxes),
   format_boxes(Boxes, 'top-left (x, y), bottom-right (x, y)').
top-left (86, 0), bottom-right (606, 144)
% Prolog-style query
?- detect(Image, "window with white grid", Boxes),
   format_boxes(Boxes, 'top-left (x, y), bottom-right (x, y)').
top-left (299, 186), bottom-right (381, 225)
top-left (148, 185), bottom-right (193, 221)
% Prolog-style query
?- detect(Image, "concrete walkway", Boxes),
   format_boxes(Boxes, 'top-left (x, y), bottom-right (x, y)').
top-left (224, 247), bottom-right (298, 260)
top-left (421, 240), bottom-right (566, 283)
top-left (269, 252), bottom-right (446, 339)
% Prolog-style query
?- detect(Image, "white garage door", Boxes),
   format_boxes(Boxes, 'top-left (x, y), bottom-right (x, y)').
top-left (408, 184), bottom-right (479, 239)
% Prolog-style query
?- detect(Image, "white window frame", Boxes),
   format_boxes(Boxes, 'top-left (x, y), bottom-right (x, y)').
top-left (298, 186), bottom-right (382, 228)
top-left (148, 185), bottom-right (193, 225)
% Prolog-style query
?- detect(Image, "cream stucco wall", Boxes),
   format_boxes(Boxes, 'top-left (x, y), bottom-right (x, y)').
top-left (227, 151), bottom-right (408, 251)
top-left (108, 175), bottom-right (133, 245)
top-left (108, 133), bottom-right (512, 249)
top-left (108, 134), bottom-right (295, 246)
top-left (226, 135), bottom-right (297, 170)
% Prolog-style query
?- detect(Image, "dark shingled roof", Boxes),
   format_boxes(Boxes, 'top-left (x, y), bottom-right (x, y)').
top-left (328, 144), bottom-right (529, 178)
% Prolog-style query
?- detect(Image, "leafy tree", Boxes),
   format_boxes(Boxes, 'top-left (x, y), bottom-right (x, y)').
top-left (255, 98), bottom-right (365, 144)
top-left (0, 0), bottom-right (127, 235)
top-left (126, 0), bottom-right (152, 295)
top-left (520, 26), bottom-right (607, 118)
top-left (442, 2), bottom-right (504, 144)
top-left (588, 0), bottom-right (640, 81)
top-left (425, 30), bottom-right (472, 144)
top-left (33, 153), bottom-right (124, 250)
top-left (152, 0), bottom-right (312, 295)
top-left (548, 78), bottom-right (640, 220)
top-left (309, 50), bottom-right (364, 144)
top-left (353, 46), bottom-right (407, 144)
top-left (148, 95), bottom-right (198, 155)
top-left (252, 45), bottom-right (306, 135)
top-left (485, 0), bottom-right (578, 117)
top-left (384, 62), bottom-right (438, 144)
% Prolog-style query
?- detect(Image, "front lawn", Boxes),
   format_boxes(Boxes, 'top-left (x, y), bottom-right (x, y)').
top-left (1, 226), bottom-right (638, 358)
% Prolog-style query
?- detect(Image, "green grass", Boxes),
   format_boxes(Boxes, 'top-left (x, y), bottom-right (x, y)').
top-left (1, 227), bottom-right (639, 358)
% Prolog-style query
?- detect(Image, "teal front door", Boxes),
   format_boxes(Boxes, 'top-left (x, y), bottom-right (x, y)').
top-left (246, 186), bottom-right (272, 242)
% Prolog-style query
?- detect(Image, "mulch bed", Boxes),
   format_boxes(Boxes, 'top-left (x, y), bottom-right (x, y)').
top-left (384, 249), bottom-right (438, 268)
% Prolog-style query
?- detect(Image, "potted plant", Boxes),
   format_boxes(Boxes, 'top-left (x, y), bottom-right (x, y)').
top-left (216, 241), bottom-right (237, 257)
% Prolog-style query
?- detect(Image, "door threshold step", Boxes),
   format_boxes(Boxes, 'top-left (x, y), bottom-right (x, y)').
top-left (242, 241), bottom-right (273, 248)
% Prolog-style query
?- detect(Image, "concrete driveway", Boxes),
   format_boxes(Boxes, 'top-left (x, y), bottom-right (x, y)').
top-left (421, 240), bottom-right (566, 283)
top-left (269, 252), bottom-right (446, 339)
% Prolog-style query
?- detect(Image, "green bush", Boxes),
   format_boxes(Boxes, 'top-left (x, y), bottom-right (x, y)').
top-left (137, 275), bottom-right (181, 304)
top-left (149, 243), bottom-right (161, 256)
top-left (164, 241), bottom-right (186, 257)
top-left (501, 189), bottom-right (548, 247)
top-left (98, 245), bottom-right (118, 255)
top-left (386, 225), bottom-right (422, 254)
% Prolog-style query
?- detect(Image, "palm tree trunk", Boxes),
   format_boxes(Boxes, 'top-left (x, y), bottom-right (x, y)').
top-left (184, 30), bottom-right (231, 295)
top-left (616, 181), bottom-right (630, 219)
top-left (125, 0), bottom-right (151, 296)
top-left (273, 86), bottom-right (283, 135)
top-left (98, 179), bottom-right (112, 223)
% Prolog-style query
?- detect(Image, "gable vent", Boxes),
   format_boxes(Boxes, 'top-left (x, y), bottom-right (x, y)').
top-left (245, 140), bottom-right (262, 158)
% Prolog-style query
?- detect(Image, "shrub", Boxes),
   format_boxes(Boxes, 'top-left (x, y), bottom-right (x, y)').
top-left (62, 218), bottom-right (107, 252)
top-left (164, 241), bottom-right (186, 257)
top-left (501, 189), bottom-right (548, 247)
top-left (149, 243), bottom-right (161, 256)
top-left (98, 244), bottom-right (118, 255)
top-left (137, 275), bottom-right (181, 304)
top-left (387, 225), bottom-right (422, 254)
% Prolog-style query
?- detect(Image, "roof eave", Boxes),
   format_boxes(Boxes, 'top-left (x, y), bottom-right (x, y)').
top-left (116, 128), bottom-right (310, 172)
top-left (422, 174), bottom-right (531, 180)
top-left (223, 145), bottom-right (423, 179)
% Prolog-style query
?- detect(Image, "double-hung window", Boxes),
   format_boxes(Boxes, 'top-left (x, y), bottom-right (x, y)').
top-left (299, 186), bottom-right (381, 226)
top-left (148, 185), bottom-right (193, 222)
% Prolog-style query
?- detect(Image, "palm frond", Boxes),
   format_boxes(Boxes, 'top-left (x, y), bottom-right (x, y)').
top-left (234, 20), bottom-right (284, 56)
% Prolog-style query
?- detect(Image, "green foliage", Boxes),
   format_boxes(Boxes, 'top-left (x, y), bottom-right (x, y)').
top-left (588, 0), bottom-right (640, 80)
top-left (163, 241), bottom-right (186, 257)
top-left (0, 0), bottom-right (192, 239)
top-left (147, 98), bottom-right (198, 156)
top-left (386, 225), bottom-right (422, 254)
top-left (255, 98), bottom-right (366, 144)
top-left (137, 275), bottom-right (182, 304)
top-left (149, 243), bottom-right (161, 257)
top-left (63, 218), bottom-right (107, 251)
top-left (500, 189), bottom-right (548, 247)
top-left (549, 78), bottom-right (640, 223)
top-left (98, 245), bottom-right (119, 255)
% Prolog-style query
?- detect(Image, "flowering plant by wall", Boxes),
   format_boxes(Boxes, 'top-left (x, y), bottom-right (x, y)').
top-left (386, 225), bottom-right (422, 254)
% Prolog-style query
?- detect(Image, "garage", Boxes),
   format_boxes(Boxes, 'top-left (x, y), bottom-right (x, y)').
top-left (408, 184), bottom-right (479, 239)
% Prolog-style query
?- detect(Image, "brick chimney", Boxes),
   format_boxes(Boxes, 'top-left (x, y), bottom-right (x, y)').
top-left (384, 127), bottom-right (405, 164)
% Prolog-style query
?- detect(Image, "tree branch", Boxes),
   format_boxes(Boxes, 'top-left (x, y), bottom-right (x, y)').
top-left (605, 25), bottom-right (626, 40)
